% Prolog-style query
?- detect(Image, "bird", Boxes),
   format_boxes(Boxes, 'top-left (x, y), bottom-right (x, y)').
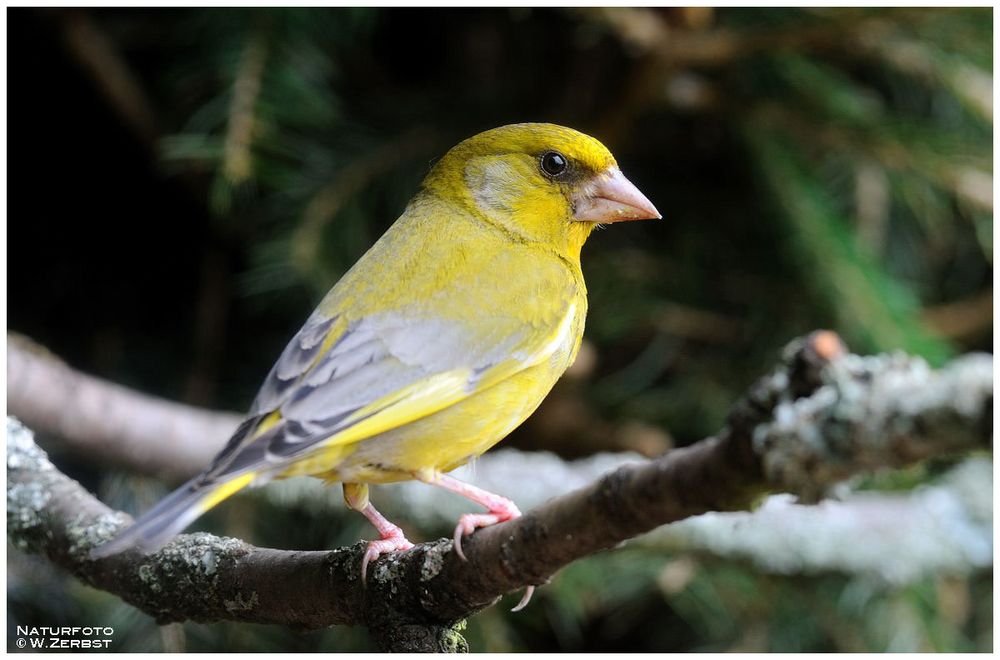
top-left (91, 122), bottom-right (660, 610)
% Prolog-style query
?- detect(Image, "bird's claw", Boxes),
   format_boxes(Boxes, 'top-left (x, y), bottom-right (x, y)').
top-left (452, 513), bottom-right (500, 560)
top-left (451, 497), bottom-right (522, 561)
top-left (360, 533), bottom-right (414, 584)
top-left (511, 586), bottom-right (535, 612)
top-left (449, 505), bottom-right (534, 611)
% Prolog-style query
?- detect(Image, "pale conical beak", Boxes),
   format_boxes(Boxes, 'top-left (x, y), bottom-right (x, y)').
top-left (572, 167), bottom-right (661, 223)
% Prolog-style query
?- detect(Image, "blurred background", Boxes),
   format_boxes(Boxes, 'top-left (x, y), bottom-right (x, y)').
top-left (7, 7), bottom-right (992, 652)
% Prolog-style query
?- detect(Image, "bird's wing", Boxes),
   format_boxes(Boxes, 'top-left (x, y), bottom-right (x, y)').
top-left (202, 300), bottom-right (577, 481)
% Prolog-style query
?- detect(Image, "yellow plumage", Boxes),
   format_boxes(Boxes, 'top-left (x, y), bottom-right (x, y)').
top-left (93, 123), bottom-right (659, 578)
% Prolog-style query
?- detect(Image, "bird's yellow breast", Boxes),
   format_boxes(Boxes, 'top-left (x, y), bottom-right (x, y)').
top-left (280, 292), bottom-right (586, 484)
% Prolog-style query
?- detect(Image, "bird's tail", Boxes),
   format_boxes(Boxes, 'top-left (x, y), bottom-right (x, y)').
top-left (90, 471), bottom-right (257, 559)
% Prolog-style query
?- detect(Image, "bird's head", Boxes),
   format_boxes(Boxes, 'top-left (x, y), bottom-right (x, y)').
top-left (422, 123), bottom-right (660, 259)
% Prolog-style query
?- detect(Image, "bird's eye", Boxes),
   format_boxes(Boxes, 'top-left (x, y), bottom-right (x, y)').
top-left (540, 151), bottom-right (568, 177)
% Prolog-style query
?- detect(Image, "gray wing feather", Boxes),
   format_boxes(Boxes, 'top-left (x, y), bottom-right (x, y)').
top-left (304, 336), bottom-right (383, 386)
top-left (252, 313), bottom-right (336, 412)
top-left (219, 309), bottom-right (530, 474)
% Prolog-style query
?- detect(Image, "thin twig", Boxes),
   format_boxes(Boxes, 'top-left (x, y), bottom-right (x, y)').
top-left (922, 288), bottom-right (994, 342)
top-left (222, 24), bottom-right (269, 185)
top-left (59, 9), bottom-right (161, 148)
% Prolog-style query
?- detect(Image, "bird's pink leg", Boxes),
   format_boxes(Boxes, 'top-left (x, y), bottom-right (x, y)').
top-left (344, 483), bottom-right (414, 583)
top-left (422, 472), bottom-right (534, 611)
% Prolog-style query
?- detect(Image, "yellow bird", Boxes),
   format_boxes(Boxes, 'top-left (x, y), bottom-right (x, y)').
top-left (93, 123), bottom-right (659, 608)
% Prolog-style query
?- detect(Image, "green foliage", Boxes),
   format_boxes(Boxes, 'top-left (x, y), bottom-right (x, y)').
top-left (747, 130), bottom-right (953, 363)
top-left (7, 6), bottom-right (991, 653)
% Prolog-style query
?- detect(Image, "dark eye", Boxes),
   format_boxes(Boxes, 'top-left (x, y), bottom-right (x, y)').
top-left (540, 151), bottom-right (568, 177)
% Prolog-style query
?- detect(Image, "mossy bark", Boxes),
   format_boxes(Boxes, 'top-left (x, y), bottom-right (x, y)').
top-left (6, 334), bottom-right (992, 651)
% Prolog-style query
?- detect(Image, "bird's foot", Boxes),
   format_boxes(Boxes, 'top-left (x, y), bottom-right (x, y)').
top-left (421, 472), bottom-right (535, 610)
top-left (345, 484), bottom-right (416, 584)
top-left (360, 529), bottom-right (414, 584)
top-left (451, 502), bottom-right (534, 611)
top-left (451, 501), bottom-right (521, 561)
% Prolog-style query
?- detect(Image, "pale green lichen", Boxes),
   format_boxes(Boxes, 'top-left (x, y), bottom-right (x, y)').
top-left (437, 619), bottom-right (469, 653)
top-left (419, 543), bottom-right (447, 582)
top-left (224, 591), bottom-right (260, 612)
top-left (7, 420), bottom-right (58, 552)
top-left (754, 352), bottom-right (992, 502)
top-left (326, 543), bottom-right (365, 585)
top-left (375, 621), bottom-right (469, 653)
top-left (6, 417), bottom-right (52, 473)
top-left (7, 481), bottom-right (52, 551)
top-left (138, 564), bottom-right (160, 592)
top-left (132, 533), bottom-right (251, 619)
top-left (201, 548), bottom-right (219, 575)
top-left (643, 455), bottom-right (992, 585)
top-left (366, 542), bottom-right (413, 589)
top-left (66, 511), bottom-right (131, 556)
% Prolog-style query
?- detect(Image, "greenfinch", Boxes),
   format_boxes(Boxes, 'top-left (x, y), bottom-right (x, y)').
top-left (93, 123), bottom-right (659, 607)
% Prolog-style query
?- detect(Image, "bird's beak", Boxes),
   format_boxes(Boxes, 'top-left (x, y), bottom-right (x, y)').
top-left (573, 167), bottom-right (661, 223)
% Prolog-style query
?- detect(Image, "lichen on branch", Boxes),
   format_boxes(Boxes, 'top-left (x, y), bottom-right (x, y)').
top-left (5, 333), bottom-right (992, 651)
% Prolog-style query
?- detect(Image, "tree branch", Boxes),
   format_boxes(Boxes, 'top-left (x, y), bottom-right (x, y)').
top-left (7, 333), bottom-right (240, 481)
top-left (7, 332), bottom-right (992, 651)
top-left (263, 452), bottom-right (993, 585)
top-left (639, 456), bottom-right (992, 584)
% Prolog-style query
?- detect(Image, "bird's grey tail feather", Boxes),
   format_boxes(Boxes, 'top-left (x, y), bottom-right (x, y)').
top-left (90, 419), bottom-right (264, 561)
top-left (90, 477), bottom-right (211, 559)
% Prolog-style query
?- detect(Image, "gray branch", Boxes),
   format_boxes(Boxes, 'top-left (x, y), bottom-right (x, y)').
top-left (639, 456), bottom-right (992, 584)
top-left (6, 333), bottom-right (992, 651)
top-left (7, 333), bottom-right (239, 480)
top-left (265, 452), bottom-right (992, 585)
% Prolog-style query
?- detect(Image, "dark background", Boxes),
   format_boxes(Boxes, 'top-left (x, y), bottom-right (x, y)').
top-left (7, 7), bottom-right (992, 652)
